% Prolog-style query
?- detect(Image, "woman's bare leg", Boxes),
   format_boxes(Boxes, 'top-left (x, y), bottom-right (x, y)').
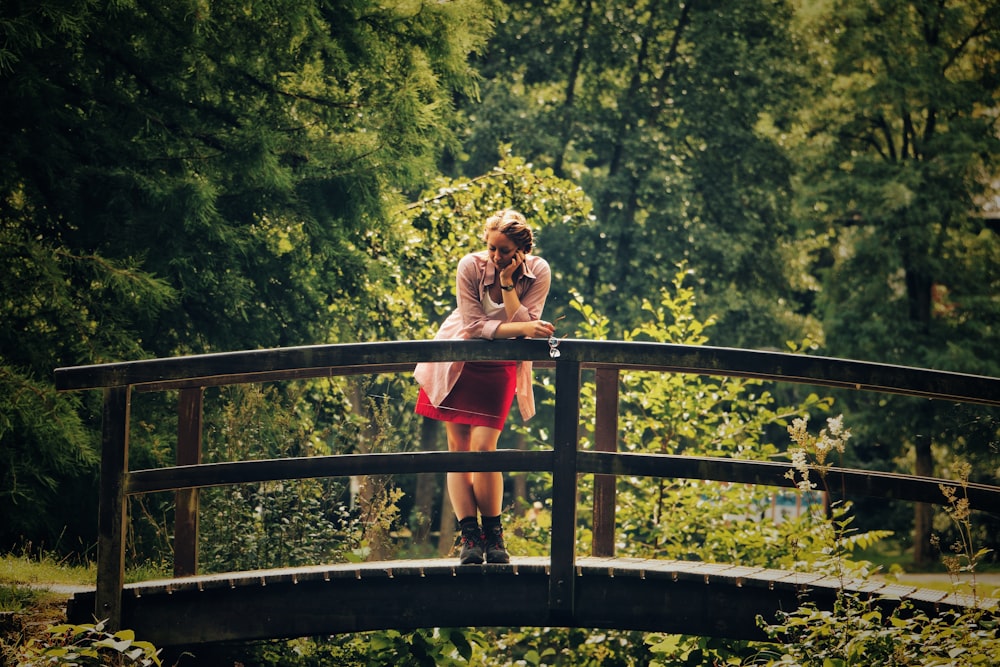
top-left (445, 422), bottom-right (477, 520)
top-left (446, 422), bottom-right (504, 519)
top-left (469, 425), bottom-right (503, 516)
top-left (445, 422), bottom-right (508, 563)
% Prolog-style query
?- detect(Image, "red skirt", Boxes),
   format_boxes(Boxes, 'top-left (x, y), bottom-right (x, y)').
top-left (415, 361), bottom-right (517, 430)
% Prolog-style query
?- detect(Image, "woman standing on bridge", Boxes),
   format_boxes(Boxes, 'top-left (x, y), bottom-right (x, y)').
top-left (414, 209), bottom-right (556, 565)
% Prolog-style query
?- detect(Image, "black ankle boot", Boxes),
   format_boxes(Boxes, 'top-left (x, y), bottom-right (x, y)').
top-left (483, 522), bottom-right (510, 564)
top-left (458, 525), bottom-right (484, 565)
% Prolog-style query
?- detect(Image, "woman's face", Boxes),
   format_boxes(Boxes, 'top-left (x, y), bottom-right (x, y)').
top-left (486, 231), bottom-right (519, 268)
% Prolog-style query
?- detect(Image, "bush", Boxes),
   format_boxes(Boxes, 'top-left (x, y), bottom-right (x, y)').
top-left (757, 596), bottom-right (999, 666)
top-left (12, 621), bottom-right (162, 666)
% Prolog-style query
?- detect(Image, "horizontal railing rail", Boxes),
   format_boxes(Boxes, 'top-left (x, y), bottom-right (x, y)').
top-left (122, 450), bottom-right (1000, 515)
top-left (55, 339), bottom-right (1000, 405)
top-left (124, 450), bottom-right (554, 495)
top-left (54, 338), bottom-right (1000, 634)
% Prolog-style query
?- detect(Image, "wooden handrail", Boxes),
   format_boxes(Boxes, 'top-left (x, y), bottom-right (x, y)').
top-left (55, 339), bottom-right (1000, 405)
top-left (125, 450), bottom-right (554, 495)
top-left (54, 339), bottom-right (1000, 631)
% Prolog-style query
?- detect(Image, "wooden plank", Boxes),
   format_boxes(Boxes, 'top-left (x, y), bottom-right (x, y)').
top-left (549, 358), bottom-right (581, 620)
top-left (133, 362), bottom-right (558, 393)
top-left (577, 451), bottom-right (1000, 516)
top-left (173, 387), bottom-right (203, 577)
top-left (938, 591), bottom-right (994, 608)
top-left (133, 363), bottom-right (419, 392)
top-left (66, 557), bottom-right (997, 646)
top-left (905, 587), bottom-right (949, 604)
top-left (55, 339), bottom-right (1000, 407)
top-left (54, 339), bottom-right (551, 391)
top-left (101, 565), bottom-right (553, 646)
top-left (592, 368), bottom-right (619, 557)
top-left (126, 449), bottom-right (554, 494)
top-left (572, 341), bottom-right (1000, 406)
top-left (95, 386), bottom-right (131, 630)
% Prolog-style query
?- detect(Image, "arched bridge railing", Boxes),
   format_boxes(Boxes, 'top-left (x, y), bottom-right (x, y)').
top-left (54, 340), bottom-right (1000, 644)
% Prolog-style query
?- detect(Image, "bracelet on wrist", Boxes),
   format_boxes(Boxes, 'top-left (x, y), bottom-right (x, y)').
top-left (501, 283), bottom-right (515, 291)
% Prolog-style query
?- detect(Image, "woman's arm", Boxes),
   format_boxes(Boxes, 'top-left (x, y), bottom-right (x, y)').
top-left (454, 254), bottom-right (502, 339)
top-left (494, 257), bottom-right (553, 339)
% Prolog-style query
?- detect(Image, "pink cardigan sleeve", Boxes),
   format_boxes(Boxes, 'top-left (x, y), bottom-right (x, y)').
top-left (453, 253), bottom-right (551, 340)
top-left (414, 253), bottom-right (551, 421)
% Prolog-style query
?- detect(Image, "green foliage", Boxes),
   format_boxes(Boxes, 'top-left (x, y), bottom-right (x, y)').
top-left (491, 627), bottom-right (651, 666)
top-left (193, 628), bottom-right (491, 666)
top-left (0, 584), bottom-right (39, 613)
top-left (645, 634), bottom-right (754, 667)
top-left (788, 0), bottom-right (1000, 557)
top-left (748, 461), bottom-right (999, 666)
top-left (12, 621), bottom-right (161, 667)
top-left (455, 0), bottom-right (814, 347)
top-left (353, 628), bottom-right (486, 667)
top-left (568, 267), bottom-right (841, 569)
top-left (395, 149), bottom-right (593, 336)
top-left (0, 213), bottom-right (173, 547)
top-left (933, 461), bottom-right (996, 593)
top-left (496, 269), bottom-right (911, 666)
top-left (0, 0), bottom-right (499, 551)
top-left (757, 597), bottom-right (999, 667)
top-left (0, 365), bottom-right (97, 545)
top-left (194, 383), bottom-right (384, 572)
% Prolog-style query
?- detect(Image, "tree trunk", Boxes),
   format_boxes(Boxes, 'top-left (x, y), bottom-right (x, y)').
top-left (552, 0), bottom-right (592, 178)
top-left (412, 417), bottom-right (442, 545)
top-left (912, 434), bottom-right (934, 568)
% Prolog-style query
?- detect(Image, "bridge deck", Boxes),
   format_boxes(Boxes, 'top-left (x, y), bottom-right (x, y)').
top-left (67, 557), bottom-right (996, 647)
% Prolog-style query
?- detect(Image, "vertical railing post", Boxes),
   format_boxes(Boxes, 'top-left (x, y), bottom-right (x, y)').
top-left (592, 368), bottom-right (619, 557)
top-left (549, 357), bottom-right (580, 623)
top-left (174, 387), bottom-right (203, 577)
top-left (96, 386), bottom-right (131, 630)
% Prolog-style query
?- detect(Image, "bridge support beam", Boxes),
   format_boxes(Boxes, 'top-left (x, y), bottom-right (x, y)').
top-left (96, 386), bottom-right (131, 631)
top-left (549, 358), bottom-right (580, 621)
top-left (174, 387), bottom-right (203, 577)
top-left (592, 368), bottom-right (619, 557)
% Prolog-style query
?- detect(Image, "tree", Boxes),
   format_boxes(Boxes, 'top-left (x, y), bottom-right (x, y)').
top-left (791, 0), bottom-right (1000, 565)
top-left (451, 0), bottom-right (815, 347)
top-left (0, 0), bottom-right (497, 550)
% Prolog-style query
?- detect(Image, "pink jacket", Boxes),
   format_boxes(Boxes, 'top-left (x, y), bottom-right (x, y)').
top-left (413, 250), bottom-right (551, 421)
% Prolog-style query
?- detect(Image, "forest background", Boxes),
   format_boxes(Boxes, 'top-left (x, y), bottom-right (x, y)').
top-left (1, 0), bottom-right (999, 662)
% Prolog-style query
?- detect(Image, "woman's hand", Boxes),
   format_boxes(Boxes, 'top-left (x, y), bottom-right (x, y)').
top-left (499, 251), bottom-right (524, 285)
top-left (524, 319), bottom-right (556, 338)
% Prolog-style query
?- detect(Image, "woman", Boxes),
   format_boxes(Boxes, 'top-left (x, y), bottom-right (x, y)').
top-left (414, 209), bottom-right (556, 565)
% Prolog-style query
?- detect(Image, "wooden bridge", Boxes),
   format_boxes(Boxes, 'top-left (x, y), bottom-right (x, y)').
top-left (54, 339), bottom-right (1000, 648)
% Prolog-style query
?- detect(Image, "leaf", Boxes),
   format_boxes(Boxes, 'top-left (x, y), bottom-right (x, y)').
top-left (114, 629), bottom-right (136, 641)
top-left (448, 629), bottom-right (473, 661)
top-left (648, 635), bottom-right (681, 653)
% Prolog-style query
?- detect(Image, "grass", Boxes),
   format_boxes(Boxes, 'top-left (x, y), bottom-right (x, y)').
top-left (0, 584), bottom-right (40, 613)
top-left (0, 554), bottom-right (97, 665)
top-left (0, 552), bottom-right (95, 589)
top-left (0, 551), bottom-right (95, 613)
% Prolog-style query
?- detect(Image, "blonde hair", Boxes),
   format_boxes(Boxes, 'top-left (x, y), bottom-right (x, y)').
top-left (483, 209), bottom-right (534, 253)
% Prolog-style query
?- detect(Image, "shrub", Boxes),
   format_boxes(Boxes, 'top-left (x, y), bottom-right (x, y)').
top-left (12, 621), bottom-right (161, 666)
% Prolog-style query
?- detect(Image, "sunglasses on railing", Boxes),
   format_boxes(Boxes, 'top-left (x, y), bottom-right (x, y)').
top-left (547, 316), bottom-right (567, 358)
top-left (548, 335), bottom-right (561, 358)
